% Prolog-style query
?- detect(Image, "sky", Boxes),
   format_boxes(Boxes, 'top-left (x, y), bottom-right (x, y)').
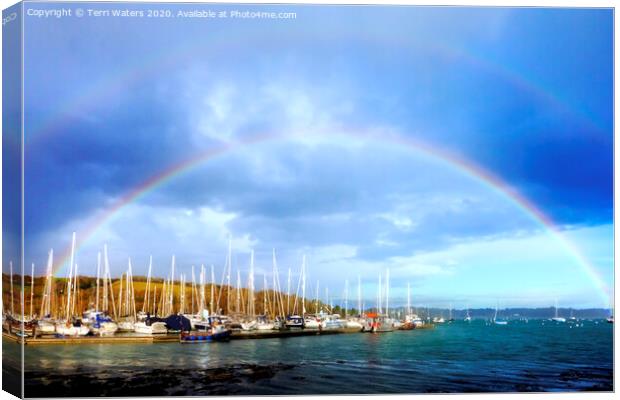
top-left (9, 3), bottom-right (613, 309)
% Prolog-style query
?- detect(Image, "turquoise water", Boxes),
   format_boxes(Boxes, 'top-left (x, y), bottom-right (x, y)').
top-left (22, 319), bottom-right (612, 396)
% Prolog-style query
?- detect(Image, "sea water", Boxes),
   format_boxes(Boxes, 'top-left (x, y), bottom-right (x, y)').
top-left (20, 319), bottom-right (612, 396)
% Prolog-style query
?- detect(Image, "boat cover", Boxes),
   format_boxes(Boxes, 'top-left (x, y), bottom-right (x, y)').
top-left (163, 314), bottom-right (191, 331)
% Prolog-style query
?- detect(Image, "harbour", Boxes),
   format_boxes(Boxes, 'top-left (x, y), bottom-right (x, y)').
top-left (11, 319), bottom-right (612, 396)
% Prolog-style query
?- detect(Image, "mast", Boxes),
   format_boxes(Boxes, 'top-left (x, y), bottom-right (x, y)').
top-left (357, 276), bottom-right (361, 317)
top-left (143, 256), bottom-right (153, 314)
top-left (118, 272), bottom-right (124, 316)
top-left (72, 263), bottom-right (79, 318)
top-left (344, 279), bottom-right (348, 318)
top-left (40, 249), bottom-right (54, 317)
top-left (152, 284), bottom-right (158, 316)
top-left (199, 264), bottom-right (205, 314)
top-left (226, 238), bottom-right (232, 315)
top-left (30, 263), bottom-right (35, 318)
top-left (263, 274), bottom-right (268, 316)
top-left (377, 273), bottom-right (382, 314)
top-left (236, 269), bottom-right (242, 314)
top-left (248, 250), bottom-right (255, 317)
top-left (316, 280), bottom-right (320, 314)
top-left (65, 232), bottom-right (76, 319)
top-left (407, 282), bottom-right (411, 315)
top-left (385, 269), bottom-right (389, 317)
top-left (128, 258), bottom-right (137, 320)
top-left (301, 255), bottom-right (306, 317)
top-left (191, 265), bottom-right (196, 315)
top-left (169, 255), bottom-right (175, 315)
top-left (286, 268), bottom-right (291, 315)
top-left (95, 252), bottom-right (101, 312)
top-left (272, 249), bottom-right (285, 318)
top-left (210, 265), bottom-right (215, 315)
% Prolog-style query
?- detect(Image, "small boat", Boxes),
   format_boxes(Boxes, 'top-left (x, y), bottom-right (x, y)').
top-left (551, 300), bottom-right (566, 323)
top-left (344, 318), bottom-right (364, 330)
top-left (82, 310), bottom-right (118, 336)
top-left (4, 315), bottom-right (37, 337)
top-left (240, 320), bottom-right (257, 331)
top-left (321, 314), bottom-right (345, 330)
top-left (256, 315), bottom-right (275, 330)
top-left (134, 318), bottom-right (168, 335)
top-left (493, 303), bottom-right (508, 325)
top-left (362, 313), bottom-right (394, 333)
top-left (432, 316), bottom-right (445, 323)
top-left (37, 319), bottom-right (57, 335)
top-left (117, 320), bottom-right (136, 332)
top-left (464, 308), bottom-right (472, 322)
top-left (180, 326), bottom-right (232, 343)
top-left (606, 316), bottom-right (614, 323)
top-left (285, 315), bottom-right (305, 329)
top-left (56, 319), bottom-right (90, 336)
top-left (304, 316), bottom-right (321, 330)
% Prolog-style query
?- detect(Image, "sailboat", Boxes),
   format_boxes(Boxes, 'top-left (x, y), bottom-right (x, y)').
top-left (493, 302), bottom-right (508, 325)
top-left (464, 306), bottom-right (472, 322)
top-left (83, 251), bottom-right (119, 336)
top-left (38, 249), bottom-right (58, 335)
top-left (363, 270), bottom-right (394, 333)
top-left (551, 300), bottom-right (566, 322)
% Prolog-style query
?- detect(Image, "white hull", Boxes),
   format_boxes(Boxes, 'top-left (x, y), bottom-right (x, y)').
top-left (91, 322), bottom-right (119, 335)
top-left (241, 321), bottom-right (257, 331)
top-left (304, 319), bottom-right (321, 330)
top-left (56, 324), bottom-right (90, 336)
top-left (344, 320), bottom-right (363, 329)
top-left (117, 321), bottom-right (135, 331)
top-left (37, 321), bottom-right (57, 334)
top-left (134, 321), bottom-right (167, 335)
top-left (256, 322), bottom-right (275, 330)
top-left (551, 317), bottom-right (566, 323)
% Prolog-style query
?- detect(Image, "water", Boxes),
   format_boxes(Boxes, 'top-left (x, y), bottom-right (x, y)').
top-left (20, 319), bottom-right (613, 396)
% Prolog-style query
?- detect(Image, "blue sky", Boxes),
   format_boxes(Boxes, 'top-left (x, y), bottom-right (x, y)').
top-left (13, 4), bottom-right (613, 308)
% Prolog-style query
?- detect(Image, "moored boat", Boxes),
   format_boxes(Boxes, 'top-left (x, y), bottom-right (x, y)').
top-left (180, 325), bottom-right (232, 343)
top-left (285, 315), bottom-right (305, 329)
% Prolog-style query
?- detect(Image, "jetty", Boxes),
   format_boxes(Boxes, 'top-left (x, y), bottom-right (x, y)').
top-left (3, 327), bottom-right (365, 346)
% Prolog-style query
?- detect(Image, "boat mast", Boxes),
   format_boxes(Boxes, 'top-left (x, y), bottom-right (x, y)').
top-left (103, 244), bottom-right (118, 319)
top-left (40, 249), bottom-right (54, 317)
top-left (236, 269), bottom-right (242, 314)
top-left (316, 281), bottom-right (320, 314)
top-left (407, 282), bottom-right (411, 316)
top-left (301, 255), bottom-right (306, 317)
top-left (191, 265), bottom-right (196, 315)
top-left (344, 279), bottom-right (349, 318)
top-left (385, 269), bottom-right (390, 318)
top-left (226, 238), bottom-right (232, 315)
top-left (357, 276), bottom-right (361, 317)
top-left (247, 250), bottom-right (255, 318)
top-left (95, 252), bottom-right (101, 312)
top-left (287, 268), bottom-right (291, 315)
top-left (143, 256), bottom-right (153, 315)
top-left (210, 265), bottom-right (215, 315)
top-left (30, 263), bottom-right (35, 319)
top-left (169, 255), bottom-right (175, 315)
top-left (65, 232), bottom-right (76, 319)
top-left (378, 273), bottom-right (382, 314)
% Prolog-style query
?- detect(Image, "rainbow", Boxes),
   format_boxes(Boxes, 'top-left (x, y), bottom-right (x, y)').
top-left (49, 129), bottom-right (612, 306)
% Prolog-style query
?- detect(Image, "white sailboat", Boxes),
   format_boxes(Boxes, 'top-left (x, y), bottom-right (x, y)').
top-left (464, 306), bottom-right (472, 322)
top-left (493, 302), bottom-right (508, 325)
top-left (56, 233), bottom-right (90, 336)
top-left (551, 300), bottom-right (566, 322)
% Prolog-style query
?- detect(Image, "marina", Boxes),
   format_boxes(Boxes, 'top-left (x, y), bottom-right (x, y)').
top-left (10, 318), bottom-right (612, 396)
